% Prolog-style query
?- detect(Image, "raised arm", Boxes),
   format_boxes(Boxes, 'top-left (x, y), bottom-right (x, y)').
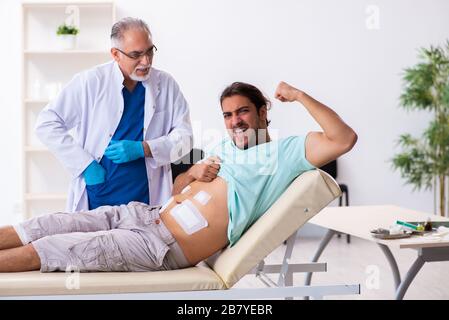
top-left (274, 81), bottom-right (357, 167)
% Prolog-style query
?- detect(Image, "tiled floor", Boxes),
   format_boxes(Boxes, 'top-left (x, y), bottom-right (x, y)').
top-left (233, 234), bottom-right (449, 300)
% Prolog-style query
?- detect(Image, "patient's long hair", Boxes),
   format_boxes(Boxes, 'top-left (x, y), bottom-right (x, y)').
top-left (220, 82), bottom-right (271, 127)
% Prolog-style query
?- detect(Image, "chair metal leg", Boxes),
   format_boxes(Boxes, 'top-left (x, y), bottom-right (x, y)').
top-left (337, 195), bottom-right (343, 239)
top-left (345, 188), bottom-right (349, 206)
top-left (337, 185), bottom-right (351, 244)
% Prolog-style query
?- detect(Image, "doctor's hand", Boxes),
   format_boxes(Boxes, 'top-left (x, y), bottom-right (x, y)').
top-left (187, 156), bottom-right (221, 182)
top-left (83, 160), bottom-right (106, 185)
top-left (274, 81), bottom-right (304, 102)
top-left (104, 140), bottom-right (145, 164)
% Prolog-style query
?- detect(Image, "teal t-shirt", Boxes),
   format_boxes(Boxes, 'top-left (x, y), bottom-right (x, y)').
top-left (205, 135), bottom-right (316, 246)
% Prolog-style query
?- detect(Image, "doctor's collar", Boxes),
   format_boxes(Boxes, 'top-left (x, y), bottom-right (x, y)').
top-left (112, 61), bottom-right (125, 88)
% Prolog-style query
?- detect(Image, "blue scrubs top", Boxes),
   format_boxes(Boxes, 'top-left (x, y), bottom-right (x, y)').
top-left (86, 81), bottom-right (149, 210)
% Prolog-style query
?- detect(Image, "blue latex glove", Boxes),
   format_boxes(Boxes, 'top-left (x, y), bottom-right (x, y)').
top-left (104, 140), bottom-right (145, 164)
top-left (83, 160), bottom-right (106, 185)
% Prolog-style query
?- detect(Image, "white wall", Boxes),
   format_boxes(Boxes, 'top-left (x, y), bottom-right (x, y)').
top-left (0, 1), bottom-right (23, 225)
top-left (1, 0), bottom-right (448, 226)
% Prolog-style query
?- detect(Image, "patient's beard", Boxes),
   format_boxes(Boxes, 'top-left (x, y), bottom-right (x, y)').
top-left (234, 128), bottom-right (269, 150)
top-left (130, 66), bottom-right (151, 82)
top-left (233, 128), bottom-right (257, 150)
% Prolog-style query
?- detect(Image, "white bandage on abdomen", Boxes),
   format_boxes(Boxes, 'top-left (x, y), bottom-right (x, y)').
top-left (193, 190), bottom-right (212, 206)
top-left (170, 200), bottom-right (208, 235)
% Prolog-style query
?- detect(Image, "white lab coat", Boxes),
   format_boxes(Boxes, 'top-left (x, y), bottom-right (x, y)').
top-left (35, 61), bottom-right (193, 212)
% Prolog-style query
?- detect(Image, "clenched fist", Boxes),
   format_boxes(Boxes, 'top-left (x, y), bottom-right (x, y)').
top-left (274, 81), bottom-right (303, 102)
top-left (187, 156), bottom-right (221, 182)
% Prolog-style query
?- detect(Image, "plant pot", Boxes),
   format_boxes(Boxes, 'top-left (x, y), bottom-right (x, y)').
top-left (57, 34), bottom-right (77, 50)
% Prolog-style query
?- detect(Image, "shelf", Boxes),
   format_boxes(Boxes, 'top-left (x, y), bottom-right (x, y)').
top-left (25, 193), bottom-right (67, 201)
top-left (23, 2), bottom-right (114, 9)
top-left (24, 146), bottom-right (49, 152)
top-left (24, 50), bottom-right (110, 55)
top-left (25, 99), bottom-right (49, 104)
top-left (23, 2), bottom-right (115, 53)
top-left (22, 1), bottom-right (115, 218)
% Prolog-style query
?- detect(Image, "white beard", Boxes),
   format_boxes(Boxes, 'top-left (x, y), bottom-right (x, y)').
top-left (130, 66), bottom-right (151, 82)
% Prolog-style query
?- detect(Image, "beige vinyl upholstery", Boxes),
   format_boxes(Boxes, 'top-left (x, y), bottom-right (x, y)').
top-left (0, 169), bottom-right (340, 296)
top-left (0, 265), bottom-right (225, 296)
top-left (206, 169), bottom-right (341, 288)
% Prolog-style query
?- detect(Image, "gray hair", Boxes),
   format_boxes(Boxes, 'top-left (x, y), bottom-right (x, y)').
top-left (110, 17), bottom-right (152, 48)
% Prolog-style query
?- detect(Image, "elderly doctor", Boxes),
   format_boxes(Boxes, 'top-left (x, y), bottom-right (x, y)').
top-left (35, 17), bottom-right (193, 212)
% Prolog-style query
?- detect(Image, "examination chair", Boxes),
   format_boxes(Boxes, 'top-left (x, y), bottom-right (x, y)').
top-left (0, 169), bottom-right (360, 299)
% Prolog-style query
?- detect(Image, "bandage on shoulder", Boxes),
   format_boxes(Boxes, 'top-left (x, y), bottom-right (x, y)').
top-left (193, 190), bottom-right (212, 206)
top-left (170, 200), bottom-right (208, 235)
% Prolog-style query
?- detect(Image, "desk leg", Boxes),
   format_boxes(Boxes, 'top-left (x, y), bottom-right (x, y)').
top-left (377, 244), bottom-right (401, 290)
top-left (304, 229), bottom-right (336, 286)
top-left (395, 256), bottom-right (425, 300)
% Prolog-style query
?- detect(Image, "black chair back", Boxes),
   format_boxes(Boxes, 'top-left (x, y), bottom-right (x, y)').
top-left (319, 160), bottom-right (337, 179)
top-left (171, 148), bottom-right (204, 182)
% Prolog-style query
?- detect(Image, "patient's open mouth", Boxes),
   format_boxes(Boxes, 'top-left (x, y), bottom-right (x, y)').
top-left (233, 127), bottom-right (248, 137)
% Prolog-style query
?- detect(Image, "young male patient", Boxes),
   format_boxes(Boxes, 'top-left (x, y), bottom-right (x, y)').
top-left (0, 81), bottom-right (357, 272)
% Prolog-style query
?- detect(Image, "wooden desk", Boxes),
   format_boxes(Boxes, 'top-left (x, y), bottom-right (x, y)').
top-left (306, 205), bottom-right (449, 299)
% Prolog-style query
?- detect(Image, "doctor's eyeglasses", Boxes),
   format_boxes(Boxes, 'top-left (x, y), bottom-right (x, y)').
top-left (115, 45), bottom-right (158, 60)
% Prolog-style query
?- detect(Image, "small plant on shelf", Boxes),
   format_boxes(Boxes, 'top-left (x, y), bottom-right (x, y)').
top-left (56, 23), bottom-right (79, 50)
top-left (56, 24), bottom-right (79, 36)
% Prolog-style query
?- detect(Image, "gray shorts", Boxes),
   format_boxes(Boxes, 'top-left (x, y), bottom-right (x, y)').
top-left (14, 202), bottom-right (191, 272)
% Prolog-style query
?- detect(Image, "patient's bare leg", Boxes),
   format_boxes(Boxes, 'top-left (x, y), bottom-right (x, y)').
top-left (0, 244), bottom-right (40, 272)
top-left (0, 226), bottom-right (23, 250)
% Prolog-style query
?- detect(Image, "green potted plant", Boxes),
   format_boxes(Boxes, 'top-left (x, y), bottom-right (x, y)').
top-left (391, 41), bottom-right (449, 217)
top-left (56, 23), bottom-right (79, 50)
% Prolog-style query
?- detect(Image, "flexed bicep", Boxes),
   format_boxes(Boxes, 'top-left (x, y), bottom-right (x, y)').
top-left (305, 131), bottom-right (355, 168)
